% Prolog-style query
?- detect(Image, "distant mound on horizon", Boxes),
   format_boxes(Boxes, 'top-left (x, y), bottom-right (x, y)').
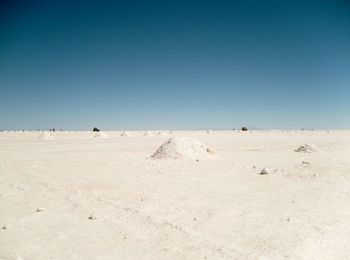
top-left (121, 131), bottom-right (130, 137)
top-left (38, 131), bottom-right (54, 140)
top-left (143, 131), bottom-right (154, 137)
top-left (156, 130), bottom-right (167, 136)
top-left (94, 132), bottom-right (108, 138)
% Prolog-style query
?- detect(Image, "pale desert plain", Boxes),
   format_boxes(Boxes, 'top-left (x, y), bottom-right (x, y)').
top-left (1, 130), bottom-right (350, 260)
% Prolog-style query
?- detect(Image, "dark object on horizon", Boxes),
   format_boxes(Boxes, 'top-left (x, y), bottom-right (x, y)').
top-left (93, 127), bottom-right (100, 132)
top-left (241, 127), bottom-right (248, 131)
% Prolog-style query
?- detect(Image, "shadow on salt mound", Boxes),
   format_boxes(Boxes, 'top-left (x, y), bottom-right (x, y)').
top-left (38, 132), bottom-right (54, 140)
top-left (94, 132), bottom-right (108, 138)
top-left (295, 144), bottom-right (317, 153)
top-left (151, 137), bottom-right (215, 160)
top-left (121, 131), bottom-right (130, 137)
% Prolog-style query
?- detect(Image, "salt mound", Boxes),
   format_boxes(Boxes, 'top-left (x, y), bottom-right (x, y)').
top-left (121, 131), bottom-right (130, 137)
top-left (151, 137), bottom-right (214, 160)
top-left (295, 144), bottom-right (317, 153)
top-left (94, 132), bottom-right (108, 138)
top-left (38, 132), bottom-right (54, 140)
top-left (259, 168), bottom-right (270, 175)
top-left (206, 130), bottom-right (212, 134)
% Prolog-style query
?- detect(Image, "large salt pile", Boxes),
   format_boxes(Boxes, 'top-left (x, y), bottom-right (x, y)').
top-left (38, 131), bottom-right (54, 140)
top-left (295, 144), bottom-right (317, 153)
top-left (151, 137), bottom-right (214, 160)
top-left (94, 132), bottom-right (108, 138)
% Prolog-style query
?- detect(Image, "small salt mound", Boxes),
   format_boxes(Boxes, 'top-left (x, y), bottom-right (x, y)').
top-left (295, 144), bottom-right (317, 153)
top-left (151, 137), bottom-right (214, 160)
top-left (121, 131), bottom-right (130, 137)
top-left (94, 132), bottom-right (108, 138)
top-left (259, 168), bottom-right (270, 175)
top-left (206, 130), bottom-right (212, 134)
top-left (38, 132), bottom-right (54, 140)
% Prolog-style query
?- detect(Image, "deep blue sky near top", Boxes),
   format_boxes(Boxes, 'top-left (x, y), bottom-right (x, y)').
top-left (0, 0), bottom-right (349, 130)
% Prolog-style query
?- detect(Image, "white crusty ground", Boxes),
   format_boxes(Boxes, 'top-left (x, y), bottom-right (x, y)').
top-left (1, 130), bottom-right (350, 259)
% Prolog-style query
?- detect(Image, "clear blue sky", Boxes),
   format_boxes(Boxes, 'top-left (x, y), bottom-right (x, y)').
top-left (1, 0), bottom-right (349, 130)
